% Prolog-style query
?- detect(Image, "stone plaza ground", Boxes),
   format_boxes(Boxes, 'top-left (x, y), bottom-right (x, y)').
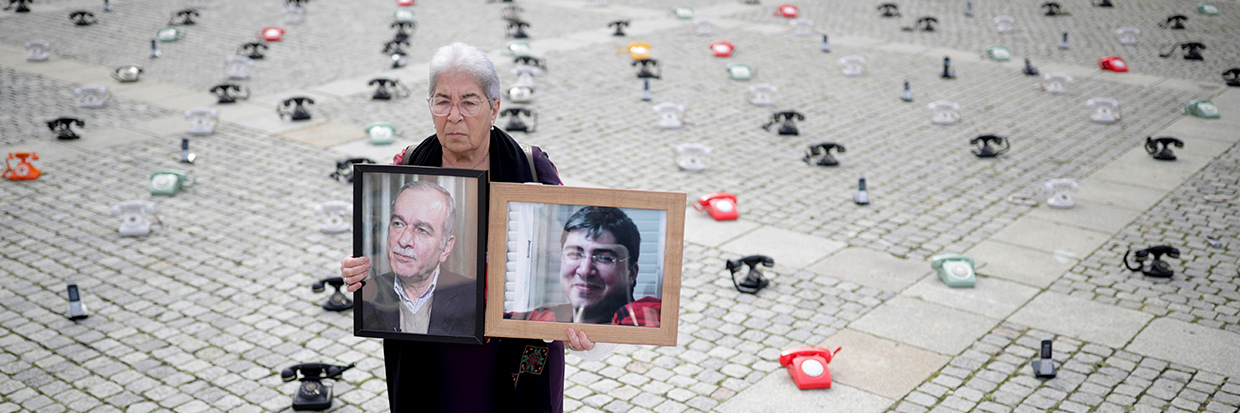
top-left (1, 0), bottom-right (1238, 412)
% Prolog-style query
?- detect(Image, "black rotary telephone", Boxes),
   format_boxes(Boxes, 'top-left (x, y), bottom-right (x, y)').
top-left (383, 39), bottom-right (409, 56)
top-left (609, 20), bottom-right (629, 36)
top-left (1093, 0), bottom-right (1113, 7)
top-left (329, 158), bottom-right (374, 182)
top-left (6, 0), bottom-right (33, 13)
top-left (877, 3), bottom-right (900, 18)
top-left (286, 0), bottom-right (309, 6)
top-left (312, 277), bottom-right (352, 312)
top-left (902, 16), bottom-right (937, 32)
top-left (1144, 136), bottom-right (1183, 161)
top-left (507, 20), bottom-right (530, 38)
top-left (803, 143), bottom-right (846, 166)
top-left (238, 42), bottom-right (268, 60)
top-left (514, 56), bottom-right (547, 71)
top-left (1226, 68), bottom-right (1240, 87)
top-left (1159, 14), bottom-right (1188, 30)
top-left (278, 97), bottom-right (315, 121)
top-left (633, 58), bottom-right (661, 79)
top-left (762, 111), bottom-right (805, 136)
top-left (281, 363), bottom-right (355, 411)
top-left (69, 10), bottom-right (97, 26)
top-left (1041, 2), bottom-right (1068, 16)
top-left (500, 107), bottom-right (537, 133)
top-left (970, 135), bottom-right (1010, 158)
top-left (210, 83), bottom-right (249, 104)
top-left (169, 8), bottom-right (198, 25)
top-left (726, 255), bottom-right (774, 294)
top-left (1159, 42), bottom-right (1205, 61)
top-left (1123, 245), bottom-right (1180, 278)
top-left (368, 78), bottom-right (409, 100)
top-left (391, 21), bottom-right (416, 43)
top-left (47, 117), bottom-right (85, 140)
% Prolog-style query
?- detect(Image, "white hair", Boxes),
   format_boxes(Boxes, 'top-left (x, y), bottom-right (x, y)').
top-left (428, 42), bottom-right (501, 102)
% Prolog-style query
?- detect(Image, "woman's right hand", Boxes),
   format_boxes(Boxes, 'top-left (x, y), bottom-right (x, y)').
top-left (341, 256), bottom-right (370, 292)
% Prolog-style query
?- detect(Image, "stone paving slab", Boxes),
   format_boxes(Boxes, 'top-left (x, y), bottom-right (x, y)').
top-left (277, 121), bottom-right (366, 149)
top-left (715, 375), bottom-right (892, 413)
top-left (1073, 177), bottom-right (1171, 212)
top-left (968, 240), bottom-right (1079, 288)
top-left (718, 226), bottom-right (845, 270)
top-left (1090, 136), bottom-right (1234, 191)
top-left (901, 272), bottom-right (1041, 319)
top-left (60, 126), bottom-right (158, 151)
top-left (681, 207), bottom-right (760, 248)
top-left (1009, 292), bottom-right (1154, 348)
top-left (820, 328), bottom-right (951, 400)
top-left (850, 296), bottom-right (1000, 356)
top-left (989, 216), bottom-right (1113, 258)
top-left (1128, 317), bottom-right (1240, 378)
top-left (1024, 199), bottom-right (1146, 234)
top-left (805, 247), bottom-right (929, 293)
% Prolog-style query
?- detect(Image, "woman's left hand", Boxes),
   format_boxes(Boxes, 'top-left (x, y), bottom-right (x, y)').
top-left (566, 328), bottom-right (594, 352)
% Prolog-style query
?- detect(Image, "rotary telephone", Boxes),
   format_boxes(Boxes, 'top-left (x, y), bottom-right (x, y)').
top-left (672, 6), bottom-right (693, 20)
top-left (5, 0), bottom-right (33, 13)
top-left (762, 111), bottom-right (804, 135)
top-left (75, 86), bottom-right (109, 108)
top-left (1159, 42), bottom-right (1205, 61)
top-left (368, 78), bottom-right (410, 101)
top-left (803, 143), bottom-right (845, 167)
top-left (225, 56), bottom-right (254, 80)
top-left (970, 135), bottom-right (1009, 158)
top-left (210, 83), bottom-right (250, 104)
top-left (726, 255), bottom-right (772, 294)
top-left (112, 200), bottom-right (157, 237)
top-left (1124, 245), bottom-right (1180, 278)
top-left (652, 103), bottom-right (685, 129)
top-left (169, 8), bottom-right (199, 25)
top-left (150, 169), bottom-right (194, 196)
top-left (511, 65), bottom-right (541, 88)
top-left (393, 8), bottom-right (414, 24)
top-left (278, 97), bottom-right (315, 121)
top-left (1145, 136), bottom-right (1183, 161)
top-left (674, 143), bottom-right (710, 171)
top-left (746, 84), bottom-right (776, 106)
top-left (280, 363), bottom-right (355, 411)
top-left (391, 21), bottom-right (416, 43)
top-left (1041, 2), bottom-right (1068, 16)
top-left (365, 122), bottom-right (400, 145)
top-left (312, 277), bottom-right (352, 311)
top-left (507, 41), bottom-right (532, 58)
top-left (726, 63), bottom-right (753, 81)
top-left (1183, 99), bottom-right (1220, 119)
top-left (513, 56), bottom-right (546, 71)
top-left (156, 27), bottom-right (184, 43)
top-left (501, 5), bottom-right (523, 21)
top-left (500, 107), bottom-right (538, 133)
top-left (507, 19), bottom-right (530, 38)
top-left (1160, 14), bottom-right (1188, 30)
top-left (985, 46), bottom-right (1011, 62)
top-left (66, 284), bottom-right (89, 321)
top-left (780, 346), bottom-right (841, 390)
top-left (383, 39), bottom-right (409, 57)
top-left (3, 152), bottom-right (41, 181)
top-left (1043, 178), bottom-right (1079, 208)
top-left (694, 18), bottom-right (715, 35)
top-left (710, 41), bottom-right (735, 57)
top-left (877, 3), bottom-right (900, 18)
top-left (1040, 72), bottom-right (1073, 94)
top-left (330, 158), bottom-right (373, 183)
top-left (993, 16), bottom-right (1015, 34)
top-left (315, 201), bottom-right (353, 234)
top-left (696, 192), bottom-right (738, 221)
top-left (609, 20), bottom-right (629, 36)
top-left (1086, 98), bottom-right (1121, 123)
top-left (1198, 3), bottom-right (1220, 15)
top-left (1094, 0), bottom-right (1113, 7)
top-left (620, 42), bottom-right (651, 60)
top-left (47, 117), bottom-right (85, 140)
top-left (1224, 68), bottom-right (1240, 87)
top-left (261, 26), bottom-right (285, 41)
top-left (633, 58), bottom-right (661, 79)
top-left (507, 85), bottom-right (534, 103)
top-left (931, 253), bottom-right (982, 288)
top-left (774, 4), bottom-right (798, 18)
top-left (1116, 27), bottom-right (1140, 45)
top-left (1099, 56), bottom-right (1128, 72)
top-left (928, 101), bottom-right (961, 125)
top-left (902, 16), bottom-right (938, 32)
top-left (69, 10), bottom-right (97, 26)
top-left (838, 55), bottom-right (866, 76)
top-left (790, 18), bottom-right (814, 37)
top-left (186, 108), bottom-right (219, 135)
top-left (238, 42), bottom-right (268, 59)
top-left (112, 65), bottom-right (144, 82)
top-left (25, 40), bottom-right (51, 61)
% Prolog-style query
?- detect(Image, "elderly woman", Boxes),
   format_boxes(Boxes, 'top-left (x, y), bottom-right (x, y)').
top-left (340, 43), bottom-right (596, 412)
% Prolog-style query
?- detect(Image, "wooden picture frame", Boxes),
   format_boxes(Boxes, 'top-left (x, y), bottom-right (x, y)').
top-left (352, 164), bottom-right (488, 345)
top-left (485, 183), bottom-right (685, 346)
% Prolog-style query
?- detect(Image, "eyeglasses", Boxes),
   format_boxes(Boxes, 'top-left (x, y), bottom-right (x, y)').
top-left (428, 96), bottom-right (489, 117)
top-left (562, 250), bottom-right (628, 266)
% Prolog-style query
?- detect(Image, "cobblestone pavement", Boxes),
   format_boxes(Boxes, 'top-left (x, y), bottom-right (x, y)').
top-left (2, 0), bottom-right (1238, 412)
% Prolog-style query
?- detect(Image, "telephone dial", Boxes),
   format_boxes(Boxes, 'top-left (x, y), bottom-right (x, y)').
top-left (150, 169), bottom-right (194, 196)
top-left (261, 26), bottom-right (285, 42)
top-left (156, 27), bottom-right (184, 43)
top-left (1098, 56), bottom-right (1128, 72)
top-left (368, 78), bottom-right (410, 101)
top-left (507, 19), bottom-right (530, 39)
top-left (1182, 99), bottom-right (1219, 119)
top-left (928, 101), bottom-right (961, 125)
top-left (652, 103), bottom-right (685, 129)
top-left (984, 46), bottom-right (1011, 62)
top-left (501, 5), bottom-right (523, 21)
top-left (694, 18), bottom-right (715, 36)
top-left (1023, 58), bottom-right (1039, 76)
top-left (696, 193), bottom-right (738, 221)
top-left (803, 143), bottom-right (845, 167)
top-left (838, 55), bottom-right (866, 76)
top-left (1040, 72), bottom-right (1073, 94)
top-left (1144, 136), bottom-right (1183, 161)
top-left (993, 16), bottom-right (1015, 34)
top-left (710, 41), bottom-right (735, 58)
top-left (877, 3), bottom-right (900, 18)
top-left (746, 84), bottom-right (776, 106)
top-left (1031, 340), bottom-right (1056, 378)
top-left (225, 55), bottom-right (254, 80)
top-left (672, 6), bottom-right (693, 20)
top-left (280, 363), bottom-right (355, 411)
top-left (112, 200), bottom-right (157, 237)
top-left (507, 85), bottom-right (534, 104)
top-left (1123, 245), bottom-right (1180, 278)
top-left (112, 65), bottom-right (144, 82)
top-left (210, 83), bottom-right (250, 104)
top-left (365, 122), bottom-right (401, 145)
top-left (169, 8), bottom-right (199, 25)
top-left (1198, 3), bottom-right (1220, 15)
top-left (931, 253), bottom-right (981, 288)
top-left (75, 86), bottom-right (110, 108)
top-left (66, 284), bottom-right (89, 321)
top-left (726, 255), bottom-right (772, 294)
top-left (902, 16), bottom-right (937, 32)
top-left (609, 20), bottom-right (629, 36)
top-left (1226, 68), bottom-right (1240, 87)
top-left (500, 107), bottom-right (538, 133)
top-left (1160, 14), bottom-right (1188, 30)
top-left (941, 57), bottom-right (955, 79)
top-left (1159, 42), bottom-right (1205, 61)
top-left (1041, 2), bottom-right (1068, 16)
top-left (970, 135), bottom-right (1009, 158)
top-left (47, 117), bottom-right (85, 140)
top-left (25, 40), bottom-right (51, 61)
top-left (312, 277), bottom-right (352, 311)
top-left (391, 21), bottom-right (416, 43)
top-left (330, 158), bottom-right (374, 183)
top-left (762, 111), bottom-right (804, 135)
top-left (1115, 27), bottom-right (1140, 45)
top-left (3, 152), bottom-right (41, 181)
top-left (1043, 178), bottom-right (1078, 208)
top-left (620, 42), bottom-right (651, 60)
top-left (238, 42), bottom-right (268, 59)
top-left (780, 346), bottom-right (841, 390)
top-left (508, 41), bottom-right (532, 58)
top-left (278, 97), bottom-right (315, 121)
top-left (185, 108), bottom-right (219, 135)
top-left (69, 10), bottom-right (97, 26)
top-left (774, 4), bottom-right (798, 18)
top-left (314, 201), bottom-right (353, 234)
top-left (790, 18), bottom-right (814, 37)
top-left (5, 0), bottom-right (32, 13)
top-left (633, 58), bottom-right (661, 79)
top-left (1086, 98), bottom-right (1121, 123)
top-left (674, 143), bottom-right (710, 171)
top-left (726, 63), bottom-right (753, 81)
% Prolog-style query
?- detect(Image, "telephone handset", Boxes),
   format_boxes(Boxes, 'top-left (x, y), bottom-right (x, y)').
top-left (1144, 136), bottom-right (1184, 161)
top-left (652, 103), bottom-right (685, 129)
top-left (330, 158), bottom-right (374, 183)
top-left (1086, 98), bottom-right (1121, 123)
top-left (762, 111), bottom-right (804, 135)
top-left (368, 78), bottom-right (410, 100)
top-left (112, 200), bottom-right (157, 236)
top-left (726, 255), bottom-right (772, 294)
top-left (210, 83), bottom-right (250, 104)
top-left (1043, 178), bottom-right (1079, 208)
top-left (500, 107), bottom-right (538, 133)
top-left (47, 117), bottom-right (86, 140)
top-left (312, 277), bottom-right (352, 311)
top-left (1160, 14), bottom-right (1188, 30)
top-left (1123, 245), bottom-right (1180, 278)
top-left (930, 253), bottom-right (980, 288)
top-left (186, 108), bottom-right (219, 135)
top-left (278, 97), bottom-right (315, 121)
top-left (780, 346), bottom-right (841, 389)
top-left (970, 135), bottom-right (1009, 157)
top-left (877, 3), bottom-right (900, 18)
top-left (803, 143), bottom-right (845, 166)
top-left (69, 10), bottom-right (98, 26)
top-left (695, 192), bottom-right (738, 221)
top-left (280, 363), bottom-right (356, 411)
top-left (3, 152), bottom-right (41, 181)
top-left (112, 65), bottom-right (144, 82)
top-left (1224, 68), bottom-right (1240, 87)
top-left (1160, 42), bottom-right (1205, 60)
top-left (710, 41), bottom-right (735, 57)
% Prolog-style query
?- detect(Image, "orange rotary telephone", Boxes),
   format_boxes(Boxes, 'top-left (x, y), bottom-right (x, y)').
top-left (695, 193), bottom-right (738, 221)
top-left (779, 346), bottom-right (842, 390)
top-left (3, 152), bottom-right (41, 181)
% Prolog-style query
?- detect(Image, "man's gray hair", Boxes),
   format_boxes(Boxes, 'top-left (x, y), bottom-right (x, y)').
top-left (428, 42), bottom-right (501, 102)
top-left (393, 180), bottom-right (456, 247)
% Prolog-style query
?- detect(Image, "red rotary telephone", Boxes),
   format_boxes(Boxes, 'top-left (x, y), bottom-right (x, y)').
top-left (710, 41), bottom-right (735, 57)
top-left (780, 346), bottom-right (842, 390)
top-left (775, 4), bottom-right (798, 18)
top-left (260, 27), bottom-right (285, 42)
top-left (694, 193), bottom-right (738, 221)
top-left (3, 152), bottom-right (41, 181)
top-left (396, 0), bottom-right (414, 5)
top-left (1099, 56), bottom-right (1128, 72)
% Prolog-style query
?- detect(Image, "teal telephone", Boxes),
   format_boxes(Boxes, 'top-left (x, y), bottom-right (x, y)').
top-left (930, 254), bottom-right (983, 288)
top-left (984, 46), bottom-right (1011, 62)
top-left (726, 64), bottom-right (753, 81)
top-left (150, 169), bottom-right (194, 196)
top-left (1182, 99), bottom-right (1220, 119)
top-left (365, 122), bottom-right (400, 145)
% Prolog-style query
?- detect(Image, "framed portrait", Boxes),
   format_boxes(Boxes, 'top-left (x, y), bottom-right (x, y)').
top-left (352, 164), bottom-right (488, 344)
top-left (485, 183), bottom-right (685, 346)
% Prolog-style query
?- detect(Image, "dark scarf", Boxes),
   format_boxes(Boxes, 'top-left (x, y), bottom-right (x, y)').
top-left (403, 126), bottom-right (535, 184)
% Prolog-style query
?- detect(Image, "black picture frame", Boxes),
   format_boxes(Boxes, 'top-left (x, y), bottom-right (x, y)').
top-left (353, 164), bottom-right (489, 344)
